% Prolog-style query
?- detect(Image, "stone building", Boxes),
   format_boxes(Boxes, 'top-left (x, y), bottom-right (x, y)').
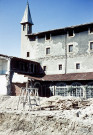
top-left (20, 2), bottom-right (93, 99)
top-left (0, 54), bottom-right (40, 95)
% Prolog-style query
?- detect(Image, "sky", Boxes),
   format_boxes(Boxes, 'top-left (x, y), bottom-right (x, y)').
top-left (0, 0), bottom-right (93, 57)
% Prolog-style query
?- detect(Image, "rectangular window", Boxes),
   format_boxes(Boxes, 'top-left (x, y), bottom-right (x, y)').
top-left (46, 48), bottom-right (50, 54)
top-left (76, 63), bottom-right (80, 69)
top-left (68, 30), bottom-right (73, 37)
top-left (23, 24), bottom-right (26, 31)
top-left (90, 27), bottom-right (93, 33)
top-left (90, 42), bottom-right (93, 50)
top-left (46, 34), bottom-right (50, 40)
top-left (43, 66), bottom-right (46, 71)
top-left (27, 52), bottom-right (30, 57)
top-left (69, 45), bottom-right (73, 52)
top-left (59, 65), bottom-right (62, 70)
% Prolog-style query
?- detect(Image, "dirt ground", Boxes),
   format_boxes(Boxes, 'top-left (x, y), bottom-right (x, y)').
top-left (0, 96), bottom-right (93, 135)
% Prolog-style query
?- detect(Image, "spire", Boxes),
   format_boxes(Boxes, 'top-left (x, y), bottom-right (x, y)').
top-left (20, 2), bottom-right (34, 25)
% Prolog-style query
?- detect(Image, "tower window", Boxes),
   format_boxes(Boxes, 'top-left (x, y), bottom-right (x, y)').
top-left (43, 66), bottom-right (46, 71)
top-left (27, 25), bottom-right (31, 32)
top-left (76, 63), bottom-right (80, 69)
top-left (59, 65), bottom-right (62, 70)
top-left (27, 52), bottom-right (30, 57)
top-left (46, 48), bottom-right (50, 54)
top-left (90, 42), bottom-right (93, 50)
top-left (23, 24), bottom-right (26, 31)
top-left (69, 45), bottom-right (73, 52)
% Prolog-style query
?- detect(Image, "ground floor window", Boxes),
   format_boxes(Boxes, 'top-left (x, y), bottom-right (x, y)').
top-left (69, 82), bottom-right (83, 97)
top-left (86, 82), bottom-right (93, 98)
top-left (56, 83), bottom-right (68, 96)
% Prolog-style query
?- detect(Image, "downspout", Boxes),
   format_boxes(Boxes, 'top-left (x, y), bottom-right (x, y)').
top-left (65, 30), bottom-right (67, 74)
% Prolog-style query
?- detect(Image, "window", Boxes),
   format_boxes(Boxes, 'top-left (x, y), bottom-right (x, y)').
top-left (29, 36), bottom-right (36, 41)
top-left (68, 30), bottom-right (73, 37)
top-left (76, 63), bottom-right (80, 69)
top-left (90, 27), bottom-right (93, 33)
top-left (59, 65), bottom-right (62, 70)
top-left (46, 48), bottom-right (50, 54)
top-left (23, 24), bottom-right (26, 31)
top-left (46, 34), bottom-right (50, 40)
top-left (90, 42), bottom-right (93, 50)
top-left (43, 66), bottom-right (46, 71)
top-left (31, 64), bottom-right (34, 72)
top-left (69, 45), bottom-right (73, 52)
top-left (27, 52), bottom-right (30, 57)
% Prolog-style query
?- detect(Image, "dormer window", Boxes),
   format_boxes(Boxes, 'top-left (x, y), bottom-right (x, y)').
top-left (46, 34), bottom-right (50, 40)
top-left (68, 30), bottom-right (74, 37)
top-left (23, 24), bottom-right (26, 31)
top-left (90, 27), bottom-right (93, 33)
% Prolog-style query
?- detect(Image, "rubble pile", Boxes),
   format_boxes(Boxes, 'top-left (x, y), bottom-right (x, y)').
top-left (0, 96), bottom-right (93, 135)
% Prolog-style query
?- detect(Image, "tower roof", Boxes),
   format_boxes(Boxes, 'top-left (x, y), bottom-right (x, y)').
top-left (20, 2), bottom-right (34, 25)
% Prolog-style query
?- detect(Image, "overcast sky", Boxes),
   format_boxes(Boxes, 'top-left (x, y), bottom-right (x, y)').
top-left (0, 0), bottom-right (93, 57)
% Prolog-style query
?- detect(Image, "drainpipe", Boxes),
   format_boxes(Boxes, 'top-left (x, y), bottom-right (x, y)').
top-left (65, 30), bottom-right (67, 74)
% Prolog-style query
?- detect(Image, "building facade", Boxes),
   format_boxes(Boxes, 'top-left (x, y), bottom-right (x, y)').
top-left (0, 54), bottom-right (40, 95)
top-left (20, 3), bottom-right (93, 98)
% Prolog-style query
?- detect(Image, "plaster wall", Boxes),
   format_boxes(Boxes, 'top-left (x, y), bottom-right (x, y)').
top-left (21, 27), bottom-right (93, 75)
top-left (0, 75), bottom-right (7, 95)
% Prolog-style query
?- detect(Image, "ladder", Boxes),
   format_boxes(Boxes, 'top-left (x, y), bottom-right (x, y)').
top-left (17, 87), bottom-right (40, 111)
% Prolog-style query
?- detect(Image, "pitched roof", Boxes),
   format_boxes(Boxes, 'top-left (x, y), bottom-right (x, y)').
top-left (27, 72), bottom-right (93, 81)
top-left (27, 22), bottom-right (93, 37)
top-left (20, 2), bottom-right (33, 25)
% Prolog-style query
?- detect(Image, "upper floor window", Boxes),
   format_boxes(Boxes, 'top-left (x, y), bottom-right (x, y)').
top-left (90, 27), bottom-right (93, 33)
top-left (69, 45), bottom-right (73, 52)
top-left (46, 34), bottom-right (50, 40)
top-left (27, 52), bottom-right (30, 57)
top-left (90, 42), bottom-right (93, 50)
top-left (68, 30), bottom-right (74, 37)
top-left (59, 65), bottom-right (62, 70)
top-left (46, 47), bottom-right (50, 54)
top-left (43, 66), bottom-right (46, 71)
top-left (76, 63), bottom-right (80, 69)
top-left (23, 24), bottom-right (26, 31)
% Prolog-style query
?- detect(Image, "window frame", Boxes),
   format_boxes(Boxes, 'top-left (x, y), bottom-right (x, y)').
top-left (68, 44), bottom-right (73, 53)
top-left (89, 41), bottom-right (93, 51)
top-left (43, 66), bottom-right (47, 71)
top-left (59, 64), bottom-right (62, 70)
top-left (89, 27), bottom-right (93, 34)
top-left (23, 24), bottom-right (26, 31)
top-left (27, 52), bottom-right (30, 57)
top-left (46, 47), bottom-right (50, 55)
top-left (76, 63), bottom-right (80, 69)
top-left (68, 30), bottom-right (75, 37)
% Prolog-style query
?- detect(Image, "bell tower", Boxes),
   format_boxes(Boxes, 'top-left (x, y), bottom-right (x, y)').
top-left (20, 2), bottom-right (34, 58)
top-left (20, 1), bottom-right (34, 34)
